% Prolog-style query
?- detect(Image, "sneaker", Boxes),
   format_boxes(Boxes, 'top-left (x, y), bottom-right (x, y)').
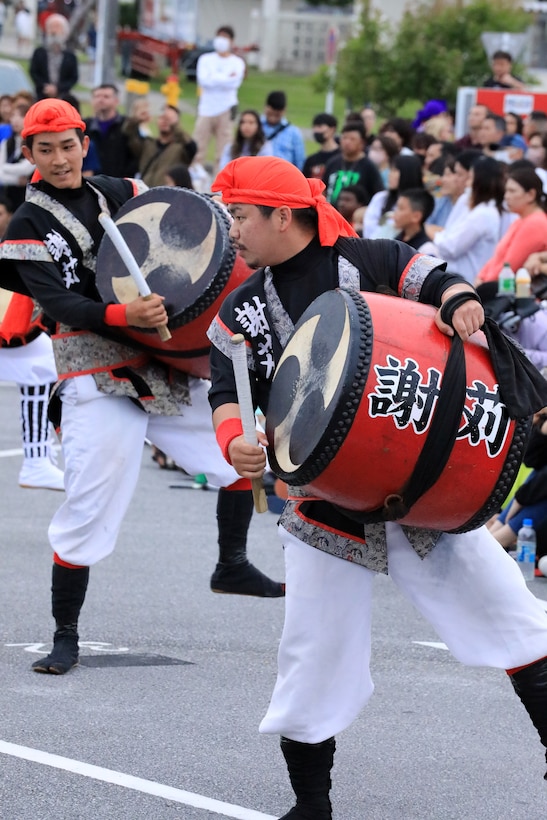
top-left (19, 458), bottom-right (65, 491)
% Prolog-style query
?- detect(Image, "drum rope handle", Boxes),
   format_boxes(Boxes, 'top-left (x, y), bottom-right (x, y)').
top-left (98, 213), bottom-right (172, 342)
top-left (230, 334), bottom-right (268, 513)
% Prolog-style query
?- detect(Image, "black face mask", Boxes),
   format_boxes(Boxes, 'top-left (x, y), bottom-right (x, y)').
top-left (313, 131), bottom-right (327, 145)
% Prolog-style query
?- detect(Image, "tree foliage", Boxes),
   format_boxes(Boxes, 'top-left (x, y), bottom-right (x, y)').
top-left (325, 0), bottom-right (531, 116)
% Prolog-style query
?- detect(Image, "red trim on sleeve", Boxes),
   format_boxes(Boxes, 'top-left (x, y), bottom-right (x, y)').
top-left (104, 303), bottom-right (128, 326)
top-left (397, 253), bottom-right (423, 296)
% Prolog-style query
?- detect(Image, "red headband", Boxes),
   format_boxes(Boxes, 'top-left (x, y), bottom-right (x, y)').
top-left (212, 156), bottom-right (358, 246)
top-left (22, 99), bottom-right (86, 139)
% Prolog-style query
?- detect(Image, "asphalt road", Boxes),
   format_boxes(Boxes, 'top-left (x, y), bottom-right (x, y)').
top-left (1, 378), bottom-right (547, 820)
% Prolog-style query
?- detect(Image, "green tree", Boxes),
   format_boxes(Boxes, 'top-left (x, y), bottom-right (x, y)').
top-left (324, 0), bottom-right (530, 116)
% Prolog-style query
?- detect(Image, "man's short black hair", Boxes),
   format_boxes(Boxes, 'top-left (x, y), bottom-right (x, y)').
top-left (312, 112), bottom-right (337, 129)
top-left (492, 50), bottom-right (513, 62)
top-left (266, 91), bottom-right (287, 111)
top-left (341, 121), bottom-right (366, 140)
top-left (216, 25), bottom-right (235, 40)
top-left (398, 188), bottom-right (435, 225)
top-left (337, 184), bottom-right (367, 206)
top-left (92, 83), bottom-right (118, 95)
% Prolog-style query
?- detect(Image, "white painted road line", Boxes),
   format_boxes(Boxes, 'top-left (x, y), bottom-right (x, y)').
top-left (0, 740), bottom-right (277, 820)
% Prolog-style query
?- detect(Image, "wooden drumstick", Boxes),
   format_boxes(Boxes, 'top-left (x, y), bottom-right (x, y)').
top-left (230, 333), bottom-right (268, 514)
top-left (98, 212), bottom-right (171, 342)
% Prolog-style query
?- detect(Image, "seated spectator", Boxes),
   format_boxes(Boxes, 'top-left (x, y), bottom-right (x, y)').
top-left (503, 133), bottom-right (528, 164)
top-left (334, 184), bottom-right (367, 236)
top-left (411, 132), bottom-right (439, 165)
top-left (455, 103), bottom-right (489, 151)
top-left (366, 133), bottom-right (398, 187)
top-left (425, 156), bottom-right (460, 228)
top-left (523, 110), bottom-right (547, 141)
top-left (363, 153), bottom-right (423, 239)
top-left (0, 102), bottom-right (34, 208)
top-left (164, 163), bottom-right (193, 188)
top-left (420, 156), bottom-right (505, 284)
top-left (478, 113), bottom-right (507, 156)
top-left (392, 187), bottom-right (435, 250)
top-left (379, 117), bottom-right (415, 155)
top-left (0, 94), bottom-right (12, 142)
top-left (125, 104), bottom-right (196, 188)
top-left (424, 149), bottom-right (482, 235)
top-left (482, 50), bottom-right (526, 90)
top-left (422, 112), bottom-right (454, 142)
top-left (302, 112), bottom-right (340, 179)
top-left (261, 91), bottom-right (305, 170)
top-left (323, 121), bottom-right (383, 207)
top-left (488, 408), bottom-right (547, 563)
top-left (476, 164), bottom-right (547, 284)
top-left (219, 109), bottom-right (273, 171)
top-left (524, 132), bottom-right (547, 193)
top-left (505, 111), bottom-right (524, 138)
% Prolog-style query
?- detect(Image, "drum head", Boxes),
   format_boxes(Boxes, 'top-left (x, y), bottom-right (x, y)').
top-left (96, 187), bottom-right (235, 327)
top-left (266, 289), bottom-right (373, 485)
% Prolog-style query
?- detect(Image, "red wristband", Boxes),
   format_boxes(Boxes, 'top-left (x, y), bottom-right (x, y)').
top-left (216, 417), bottom-right (244, 464)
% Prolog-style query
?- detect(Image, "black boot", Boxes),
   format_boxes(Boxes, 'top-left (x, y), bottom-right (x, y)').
top-left (32, 562), bottom-right (89, 675)
top-left (508, 656), bottom-right (547, 780)
top-left (279, 736), bottom-right (335, 819)
top-left (210, 488), bottom-right (285, 597)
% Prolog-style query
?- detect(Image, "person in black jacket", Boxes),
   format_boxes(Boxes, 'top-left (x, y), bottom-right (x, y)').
top-left (84, 84), bottom-right (137, 178)
top-left (29, 14), bottom-right (78, 101)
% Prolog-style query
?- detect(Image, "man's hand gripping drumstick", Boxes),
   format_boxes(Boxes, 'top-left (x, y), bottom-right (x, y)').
top-left (218, 334), bottom-right (268, 513)
top-left (98, 212), bottom-right (171, 341)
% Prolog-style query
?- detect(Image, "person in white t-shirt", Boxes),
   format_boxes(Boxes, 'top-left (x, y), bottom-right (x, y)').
top-left (193, 26), bottom-right (246, 171)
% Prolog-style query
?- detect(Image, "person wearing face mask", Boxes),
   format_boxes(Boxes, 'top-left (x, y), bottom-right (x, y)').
top-left (30, 13), bottom-right (78, 101)
top-left (192, 26), bottom-right (246, 172)
top-left (302, 113), bottom-right (340, 179)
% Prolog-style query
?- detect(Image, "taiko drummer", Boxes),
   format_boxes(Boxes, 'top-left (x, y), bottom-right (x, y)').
top-left (0, 100), bottom-right (283, 677)
top-left (207, 155), bottom-right (547, 819)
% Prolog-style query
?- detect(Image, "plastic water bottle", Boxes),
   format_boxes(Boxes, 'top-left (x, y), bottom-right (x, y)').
top-left (515, 267), bottom-right (532, 299)
top-left (498, 262), bottom-right (515, 296)
top-left (516, 518), bottom-right (537, 581)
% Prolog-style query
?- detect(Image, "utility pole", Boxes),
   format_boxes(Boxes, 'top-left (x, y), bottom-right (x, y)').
top-left (94, 0), bottom-right (119, 87)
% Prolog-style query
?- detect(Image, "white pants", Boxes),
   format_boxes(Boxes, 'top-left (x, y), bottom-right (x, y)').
top-left (259, 523), bottom-right (547, 744)
top-left (0, 333), bottom-right (57, 385)
top-left (49, 374), bottom-right (240, 566)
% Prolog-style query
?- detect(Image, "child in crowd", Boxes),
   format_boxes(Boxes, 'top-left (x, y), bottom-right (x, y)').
top-left (392, 187), bottom-right (435, 250)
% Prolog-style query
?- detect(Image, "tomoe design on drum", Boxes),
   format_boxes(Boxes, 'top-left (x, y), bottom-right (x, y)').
top-left (96, 186), bottom-right (248, 378)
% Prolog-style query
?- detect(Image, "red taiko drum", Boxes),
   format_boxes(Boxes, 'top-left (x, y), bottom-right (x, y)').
top-left (96, 186), bottom-right (251, 378)
top-left (265, 289), bottom-right (529, 532)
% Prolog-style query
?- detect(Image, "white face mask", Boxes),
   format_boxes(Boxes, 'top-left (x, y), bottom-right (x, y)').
top-left (368, 148), bottom-right (386, 166)
top-left (526, 147), bottom-right (545, 165)
top-left (213, 36), bottom-right (231, 54)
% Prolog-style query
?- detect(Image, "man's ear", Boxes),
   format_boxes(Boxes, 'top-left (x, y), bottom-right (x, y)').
top-left (82, 134), bottom-right (90, 158)
top-left (277, 205), bottom-right (293, 231)
top-left (22, 144), bottom-right (33, 163)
